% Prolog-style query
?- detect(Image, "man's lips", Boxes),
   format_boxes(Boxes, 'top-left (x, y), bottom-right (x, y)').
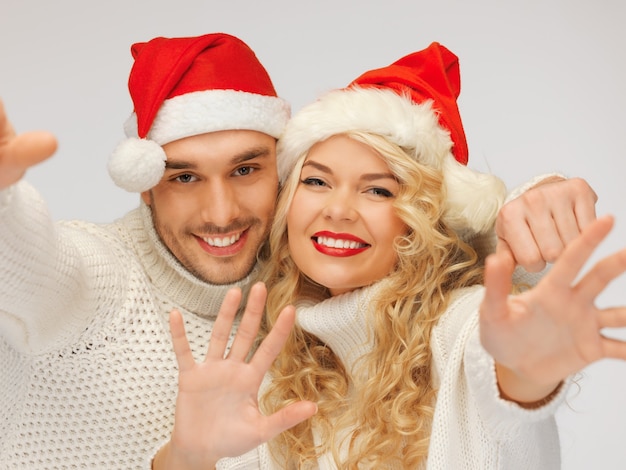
top-left (195, 229), bottom-right (249, 256)
top-left (311, 231), bottom-right (370, 257)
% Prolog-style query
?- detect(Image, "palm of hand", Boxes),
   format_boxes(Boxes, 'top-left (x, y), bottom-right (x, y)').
top-left (485, 281), bottom-right (604, 387)
top-left (481, 215), bottom-right (626, 390)
top-left (172, 353), bottom-right (272, 458)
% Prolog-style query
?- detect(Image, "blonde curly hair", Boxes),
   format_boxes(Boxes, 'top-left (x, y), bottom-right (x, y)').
top-left (259, 131), bottom-right (488, 468)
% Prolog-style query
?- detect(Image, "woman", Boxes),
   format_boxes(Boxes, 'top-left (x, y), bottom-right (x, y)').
top-left (154, 43), bottom-right (626, 469)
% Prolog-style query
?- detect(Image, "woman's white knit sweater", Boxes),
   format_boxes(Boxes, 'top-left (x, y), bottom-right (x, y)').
top-left (299, 285), bottom-right (567, 469)
top-left (217, 173), bottom-right (569, 470)
top-left (0, 181), bottom-right (257, 469)
top-left (223, 284), bottom-right (566, 470)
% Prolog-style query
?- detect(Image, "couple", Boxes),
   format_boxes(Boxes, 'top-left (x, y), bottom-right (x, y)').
top-left (1, 33), bottom-right (623, 469)
top-left (153, 39), bottom-right (626, 469)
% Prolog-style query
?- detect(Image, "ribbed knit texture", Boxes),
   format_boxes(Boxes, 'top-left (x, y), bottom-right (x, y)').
top-left (0, 181), bottom-right (263, 469)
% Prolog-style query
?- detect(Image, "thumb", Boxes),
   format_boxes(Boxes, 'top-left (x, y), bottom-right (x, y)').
top-left (7, 131), bottom-right (58, 166)
top-left (262, 401), bottom-right (317, 442)
top-left (0, 131), bottom-right (58, 189)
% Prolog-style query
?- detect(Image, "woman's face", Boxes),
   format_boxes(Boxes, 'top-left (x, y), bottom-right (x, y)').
top-left (287, 135), bottom-right (408, 296)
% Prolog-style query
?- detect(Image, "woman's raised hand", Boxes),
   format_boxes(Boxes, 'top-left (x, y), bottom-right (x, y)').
top-left (481, 215), bottom-right (626, 404)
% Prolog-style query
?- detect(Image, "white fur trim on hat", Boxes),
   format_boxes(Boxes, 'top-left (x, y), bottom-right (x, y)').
top-left (108, 138), bottom-right (167, 193)
top-left (109, 89), bottom-right (290, 193)
top-left (277, 86), bottom-right (506, 234)
top-left (125, 89), bottom-right (290, 143)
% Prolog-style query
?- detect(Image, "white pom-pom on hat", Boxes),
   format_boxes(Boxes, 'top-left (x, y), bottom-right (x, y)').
top-left (108, 138), bottom-right (167, 193)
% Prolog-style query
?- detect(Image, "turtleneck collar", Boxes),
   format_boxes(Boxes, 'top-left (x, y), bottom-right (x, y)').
top-left (296, 284), bottom-right (381, 375)
top-left (119, 202), bottom-right (258, 318)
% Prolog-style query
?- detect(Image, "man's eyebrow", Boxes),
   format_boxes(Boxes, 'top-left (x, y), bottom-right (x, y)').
top-left (165, 160), bottom-right (196, 170)
top-left (230, 146), bottom-right (271, 165)
top-left (164, 146), bottom-right (272, 170)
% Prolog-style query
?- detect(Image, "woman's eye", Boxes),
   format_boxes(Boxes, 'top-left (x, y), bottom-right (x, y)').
top-left (368, 187), bottom-right (394, 198)
top-left (175, 174), bottom-right (197, 183)
top-left (301, 177), bottom-right (326, 187)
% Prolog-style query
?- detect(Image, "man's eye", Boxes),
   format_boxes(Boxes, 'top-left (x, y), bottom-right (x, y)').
top-left (234, 166), bottom-right (254, 176)
top-left (175, 174), bottom-right (197, 183)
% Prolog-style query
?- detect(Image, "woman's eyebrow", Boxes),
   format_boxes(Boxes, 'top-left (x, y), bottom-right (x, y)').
top-left (302, 160), bottom-right (395, 181)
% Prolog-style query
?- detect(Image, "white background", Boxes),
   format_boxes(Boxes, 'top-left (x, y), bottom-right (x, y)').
top-left (2, 1), bottom-right (625, 468)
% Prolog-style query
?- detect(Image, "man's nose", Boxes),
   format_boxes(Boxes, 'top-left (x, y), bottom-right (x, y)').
top-left (200, 181), bottom-right (240, 228)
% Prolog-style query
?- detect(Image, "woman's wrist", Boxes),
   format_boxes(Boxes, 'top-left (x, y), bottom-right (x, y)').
top-left (495, 363), bottom-right (563, 409)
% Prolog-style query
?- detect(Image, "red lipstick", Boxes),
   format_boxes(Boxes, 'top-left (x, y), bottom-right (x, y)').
top-left (311, 231), bottom-right (369, 257)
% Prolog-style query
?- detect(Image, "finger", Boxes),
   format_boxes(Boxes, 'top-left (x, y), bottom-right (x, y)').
top-left (522, 198), bottom-right (576, 264)
top-left (5, 131), bottom-right (58, 166)
top-left (497, 230), bottom-right (545, 274)
top-left (260, 401), bottom-right (318, 442)
top-left (597, 307), bottom-right (626, 329)
top-left (0, 99), bottom-right (16, 135)
top-left (249, 305), bottom-right (295, 373)
top-left (574, 202), bottom-right (597, 232)
top-left (206, 287), bottom-right (242, 360)
top-left (543, 209), bottom-right (577, 254)
top-left (575, 249), bottom-right (626, 302)
top-left (571, 177), bottom-right (598, 231)
top-left (600, 335), bottom-right (626, 361)
top-left (169, 309), bottom-right (196, 372)
top-left (0, 99), bottom-right (57, 165)
top-left (545, 215), bottom-right (614, 288)
top-left (481, 251), bottom-right (516, 324)
top-left (227, 282), bottom-right (267, 361)
top-left (495, 238), bottom-right (513, 259)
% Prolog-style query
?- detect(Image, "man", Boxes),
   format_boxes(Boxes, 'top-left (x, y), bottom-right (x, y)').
top-left (0, 33), bottom-right (289, 469)
top-left (0, 32), bottom-right (597, 469)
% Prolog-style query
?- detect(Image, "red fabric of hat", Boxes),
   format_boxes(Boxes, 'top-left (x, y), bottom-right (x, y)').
top-left (129, 33), bottom-right (281, 139)
top-left (350, 42), bottom-right (468, 165)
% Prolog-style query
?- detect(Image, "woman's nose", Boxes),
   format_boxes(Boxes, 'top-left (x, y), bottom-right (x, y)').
top-left (321, 191), bottom-right (358, 222)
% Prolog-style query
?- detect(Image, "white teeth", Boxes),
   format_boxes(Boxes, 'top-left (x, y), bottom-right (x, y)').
top-left (316, 236), bottom-right (366, 249)
top-left (203, 233), bottom-right (241, 247)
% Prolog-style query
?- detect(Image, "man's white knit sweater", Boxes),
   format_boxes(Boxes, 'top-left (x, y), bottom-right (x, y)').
top-left (0, 181), bottom-right (255, 469)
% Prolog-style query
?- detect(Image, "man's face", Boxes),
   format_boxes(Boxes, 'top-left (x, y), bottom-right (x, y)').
top-left (141, 130), bottom-right (278, 285)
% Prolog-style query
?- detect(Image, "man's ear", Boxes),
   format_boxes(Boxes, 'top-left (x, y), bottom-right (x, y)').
top-left (141, 190), bottom-right (152, 206)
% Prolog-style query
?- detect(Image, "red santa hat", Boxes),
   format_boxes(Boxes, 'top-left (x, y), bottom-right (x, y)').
top-left (277, 42), bottom-right (506, 235)
top-left (108, 33), bottom-right (290, 193)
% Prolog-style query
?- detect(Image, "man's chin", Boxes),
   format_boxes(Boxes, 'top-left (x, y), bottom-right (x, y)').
top-left (194, 262), bottom-right (258, 286)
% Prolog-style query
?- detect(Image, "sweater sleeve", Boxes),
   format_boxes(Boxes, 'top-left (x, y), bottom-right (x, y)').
top-left (428, 286), bottom-right (565, 469)
top-left (0, 181), bottom-right (126, 354)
